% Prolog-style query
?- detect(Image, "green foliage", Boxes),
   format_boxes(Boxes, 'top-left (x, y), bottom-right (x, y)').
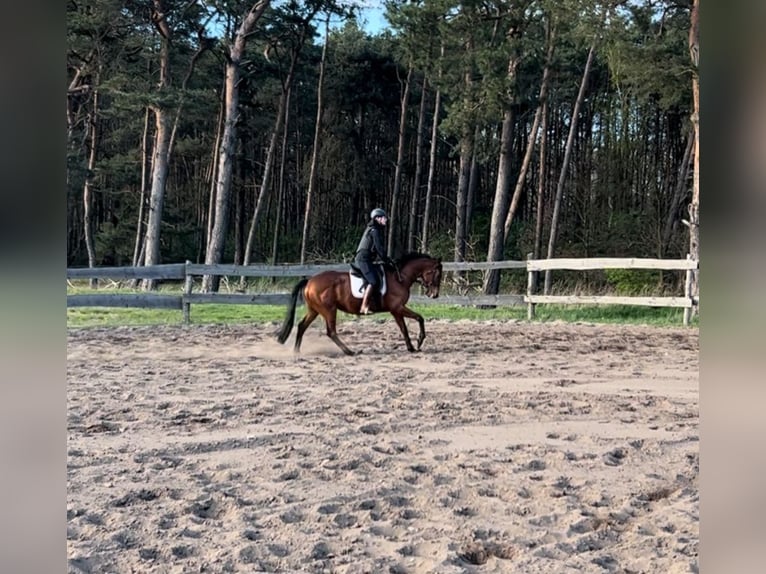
top-left (604, 1), bottom-right (692, 110)
top-left (94, 222), bottom-right (135, 266)
top-left (498, 269), bottom-right (529, 294)
top-left (67, 0), bottom-right (697, 282)
top-left (422, 232), bottom-right (455, 261)
top-left (603, 268), bottom-right (662, 296)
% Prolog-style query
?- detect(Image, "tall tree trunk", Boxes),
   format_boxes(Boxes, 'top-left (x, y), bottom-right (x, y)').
top-left (484, 20), bottom-right (554, 294)
top-left (204, 61), bottom-right (240, 288)
top-left (194, 164), bottom-right (207, 263)
top-left (206, 88), bottom-right (225, 254)
top-left (544, 43), bottom-right (596, 294)
top-left (67, 52), bottom-right (95, 239)
top-left (482, 108), bottom-right (516, 294)
top-left (132, 107), bottom-right (151, 268)
top-left (272, 85), bottom-right (292, 266)
top-left (243, 25), bottom-right (308, 274)
top-left (142, 110), bottom-right (171, 289)
top-left (421, 86), bottom-right (441, 253)
top-left (129, 107), bottom-right (152, 288)
top-left (481, 17), bottom-right (523, 295)
top-left (662, 130), bottom-right (694, 255)
top-left (504, 24), bottom-right (555, 240)
top-left (203, 0), bottom-right (271, 292)
top-left (687, 0), bottom-right (699, 312)
top-left (465, 138), bottom-right (479, 245)
top-left (142, 2), bottom-right (172, 290)
top-left (388, 63), bottom-right (413, 256)
top-left (455, 125), bottom-right (473, 267)
top-left (300, 14), bottom-right (329, 264)
top-left (83, 87), bottom-right (99, 288)
top-left (420, 44), bottom-right (444, 253)
top-left (532, 98), bottom-right (549, 291)
top-left (454, 37), bottom-right (474, 269)
top-left (66, 48), bottom-right (94, 147)
top-left (233, 136), bottom-right (246, 265)
top-left (407, 77), bottom-right (428, 253)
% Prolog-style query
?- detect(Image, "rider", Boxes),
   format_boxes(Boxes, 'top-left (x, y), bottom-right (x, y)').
top-left (355, 207), bottom-right (390, 314)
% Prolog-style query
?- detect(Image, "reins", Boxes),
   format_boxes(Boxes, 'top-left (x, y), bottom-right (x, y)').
top-left (390, 261), bottom-right (403, 284)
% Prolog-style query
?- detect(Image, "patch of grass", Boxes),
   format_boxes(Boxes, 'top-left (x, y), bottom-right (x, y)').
top-left (67, 299), bottom-right (697, 329)
top-left (67, 275), bottom-right (698, 328)
top-left (410, 303), bottom-right (696, 327)
top-left (532, 304), bottom-right (697, 327)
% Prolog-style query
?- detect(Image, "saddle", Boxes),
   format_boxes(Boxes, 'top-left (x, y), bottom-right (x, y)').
top-left (349, 263), bottom-right (387, 299)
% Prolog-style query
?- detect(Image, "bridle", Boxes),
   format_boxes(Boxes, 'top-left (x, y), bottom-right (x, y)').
top-left (415, 260), bottom-right (441, 295)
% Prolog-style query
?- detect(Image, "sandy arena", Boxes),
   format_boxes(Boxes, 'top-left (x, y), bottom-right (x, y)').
top-left (67, 318), bottom-right (698, 573)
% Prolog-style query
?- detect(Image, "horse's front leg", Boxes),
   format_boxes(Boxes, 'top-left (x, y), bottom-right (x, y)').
top-left (391, 310), bottom-right (417, 352)
top-left (399, 306), bottom-right (426, 350)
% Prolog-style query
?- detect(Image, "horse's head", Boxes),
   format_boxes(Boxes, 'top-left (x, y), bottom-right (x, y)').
top-left (419, 257), bottom-right (442, 299)
top-left (396, 253), bottom-right (443, 298)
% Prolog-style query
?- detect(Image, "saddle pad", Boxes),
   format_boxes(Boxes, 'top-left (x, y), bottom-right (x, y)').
top-left (349, 268), bottom-right (387, 299)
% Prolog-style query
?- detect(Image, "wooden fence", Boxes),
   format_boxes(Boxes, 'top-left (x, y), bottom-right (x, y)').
top-left (67, 256), bottom-right (699, 325)
top-left (523, 255), bottom-right (699, 325)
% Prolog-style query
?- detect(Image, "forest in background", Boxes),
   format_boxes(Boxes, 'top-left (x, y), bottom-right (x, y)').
top-left (66, 0), bottom-right (700, 295)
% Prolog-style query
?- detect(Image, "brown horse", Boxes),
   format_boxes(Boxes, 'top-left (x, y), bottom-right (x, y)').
top-left (275, 253), bottom-right (443, 355)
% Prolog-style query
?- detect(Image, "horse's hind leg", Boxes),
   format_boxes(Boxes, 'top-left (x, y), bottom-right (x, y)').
top-left (321, 308), bottom-right (355, 356)
top-left (294, 308), bottom-right (319, 353)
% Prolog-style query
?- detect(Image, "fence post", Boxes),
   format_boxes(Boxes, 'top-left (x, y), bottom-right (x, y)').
top-left (526, 252), bottom-right (536, 320)
top-left (183, 260), bottom-right (193, 324)
top-left (682, 253), bottom-right (692, 326)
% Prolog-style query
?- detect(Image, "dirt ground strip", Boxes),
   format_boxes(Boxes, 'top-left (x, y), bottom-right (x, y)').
top-left (67, 319), bottom-right (699, 574)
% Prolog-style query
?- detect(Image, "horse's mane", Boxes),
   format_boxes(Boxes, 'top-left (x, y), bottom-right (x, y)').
top-left (395, 252), bottom-right (436, 266)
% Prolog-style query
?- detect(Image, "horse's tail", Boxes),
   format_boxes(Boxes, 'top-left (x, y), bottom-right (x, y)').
top-left (275, 278), bottom-right (309, 344)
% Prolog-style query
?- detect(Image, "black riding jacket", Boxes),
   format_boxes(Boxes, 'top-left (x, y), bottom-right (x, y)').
top-left (355, 221), bottom-right (387, 263)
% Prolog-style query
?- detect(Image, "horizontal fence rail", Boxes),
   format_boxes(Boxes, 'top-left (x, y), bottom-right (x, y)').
top-left (67, 256), bottom-right (698, 325)
top-left (524, 295), bottom-right (692, 308)
top-left (183, 259), bottom-right (527, 278)
top-left (185, 263), bottom-right (350, 278)
top-left (66, 263), bottom-right (186, 281)
top-left (525, 257), bottom-right (699, 271)
top-left (67, 294), bottom-right (183, 309)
